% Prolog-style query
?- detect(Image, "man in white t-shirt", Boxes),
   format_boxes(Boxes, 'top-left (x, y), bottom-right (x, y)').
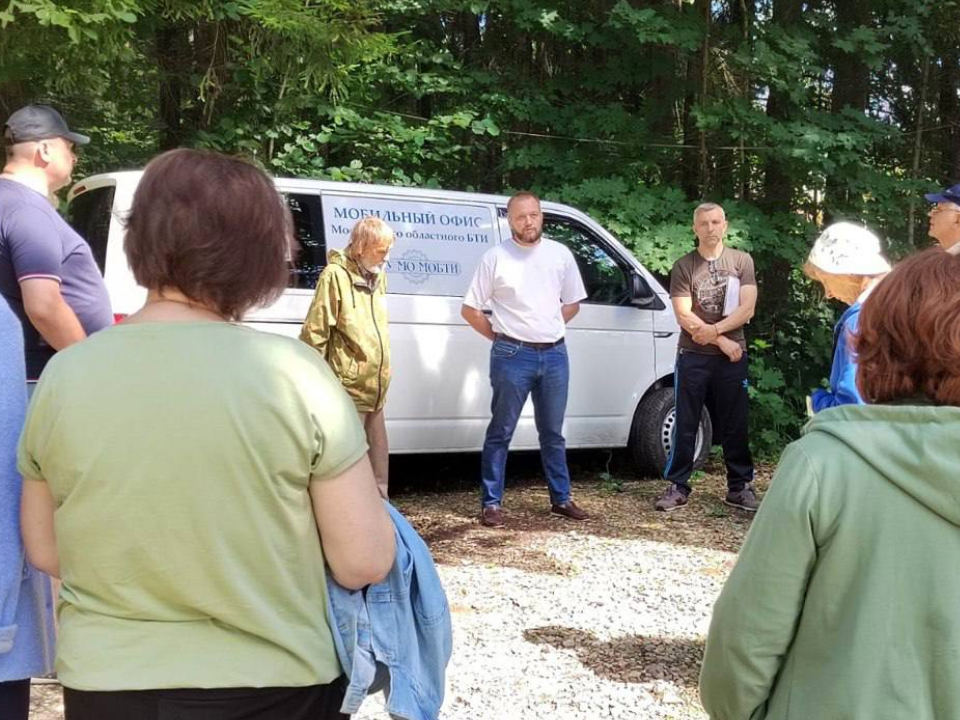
top-left (461, 191), bottom-right (590, 527)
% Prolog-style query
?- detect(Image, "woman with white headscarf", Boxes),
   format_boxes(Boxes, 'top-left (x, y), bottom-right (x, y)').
top-left (803, 222), bottom-right (890, 411)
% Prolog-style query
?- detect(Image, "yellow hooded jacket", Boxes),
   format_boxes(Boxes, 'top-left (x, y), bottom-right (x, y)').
top-left (300, 249), bottom-right (391, 413)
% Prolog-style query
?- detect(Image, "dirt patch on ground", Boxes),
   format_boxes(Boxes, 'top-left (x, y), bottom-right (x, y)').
top-left (30, 455), bottom-right (768, 719)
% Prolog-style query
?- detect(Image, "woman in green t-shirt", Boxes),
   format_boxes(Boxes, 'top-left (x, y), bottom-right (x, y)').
top-left (19, 149), bottom-right (396, 720)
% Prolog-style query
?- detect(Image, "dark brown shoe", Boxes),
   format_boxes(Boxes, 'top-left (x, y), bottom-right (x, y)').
top-left (480, 505), bottom-right (504, 527)
top-left (551, 500), bottom-right (589, 521)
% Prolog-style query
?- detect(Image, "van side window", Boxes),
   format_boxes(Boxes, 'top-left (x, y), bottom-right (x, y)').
top-left (543, 216), bottom-right (630, 305)
top-left (68, 186), bottom-right (115, 275)
top-left (286, 193), bottom-right (326, 289)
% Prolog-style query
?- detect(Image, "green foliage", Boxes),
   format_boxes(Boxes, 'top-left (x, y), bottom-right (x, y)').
top-left (608, 0), bottom-right (703, 51)
top-left (4, 0), bottom-right (955, 457)
top-left (706, 503), bottom-right (730, 518)
top-left (0, 0), bottom-right (140, 100)
top-left (747, 340), bottom-right (803, 458)
top-left (235, 0), bottom-right (395, 98)
top-left (599, 471), bottom-right (625, 495)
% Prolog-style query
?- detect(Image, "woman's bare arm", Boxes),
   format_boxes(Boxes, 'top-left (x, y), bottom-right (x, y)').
top-left (310, 454), bottom-right (396, 590)
top-left (21, 479), bottom-right (60, 578)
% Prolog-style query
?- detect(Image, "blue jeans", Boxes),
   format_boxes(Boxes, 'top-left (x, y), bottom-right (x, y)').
top-left (481, 339), bottom-right (572, 507)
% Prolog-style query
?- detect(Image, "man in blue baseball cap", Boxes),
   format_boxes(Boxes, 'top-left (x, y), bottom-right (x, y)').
top-left (924, 183), bottom-right (960, 255)
top-left (1, 104), bottom-right (111, 386)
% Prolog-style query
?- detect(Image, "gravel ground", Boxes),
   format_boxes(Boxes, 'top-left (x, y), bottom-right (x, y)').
top-left (29, 455), bottom-right (770, 719)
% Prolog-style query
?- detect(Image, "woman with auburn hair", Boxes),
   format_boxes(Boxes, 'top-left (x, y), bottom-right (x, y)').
top-left (300, 216), bottom-right (395, 499)
top-left (18, 148), bottom-right (395, 720)
top-left (700, 248), bottom-right (960, 720)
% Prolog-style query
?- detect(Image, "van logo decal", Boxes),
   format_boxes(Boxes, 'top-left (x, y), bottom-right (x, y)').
top-left (388, 249), bottom-right (462, 285)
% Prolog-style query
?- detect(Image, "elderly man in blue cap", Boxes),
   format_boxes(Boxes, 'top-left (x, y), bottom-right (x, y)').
top-left (925, 183), bottom-right (960, 255)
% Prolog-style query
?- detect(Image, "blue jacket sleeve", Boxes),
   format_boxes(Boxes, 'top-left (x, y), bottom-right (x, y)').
top-left (0, 308), bottom-right (29, 653)
top-left (812, 303), bottom-right (863, 412)
top-left (0, 471), bottom-right (24, 654)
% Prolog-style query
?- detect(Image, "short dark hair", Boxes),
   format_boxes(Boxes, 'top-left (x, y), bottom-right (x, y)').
top-left (124, 149), bottom-right (290, 320)
top-left (856, 248), bottom-right (960, 405)
top-left (3, 128), bottom-right (15, 161)
top-left (507, 190), bottom-right (540, 212)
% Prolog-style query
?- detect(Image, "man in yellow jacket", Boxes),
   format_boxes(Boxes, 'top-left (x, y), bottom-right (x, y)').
top-left (301, 217), bottom-right (395, 498)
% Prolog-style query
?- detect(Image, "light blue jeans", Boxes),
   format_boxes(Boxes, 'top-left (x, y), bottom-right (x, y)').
top-left (480, 338), bottom-right (572, 507)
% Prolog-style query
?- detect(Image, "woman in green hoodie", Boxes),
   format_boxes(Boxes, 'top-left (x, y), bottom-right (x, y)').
top-left (301, 217), bottom-right (395, 499)
top-left (700, 248), bottom-right (960, 720)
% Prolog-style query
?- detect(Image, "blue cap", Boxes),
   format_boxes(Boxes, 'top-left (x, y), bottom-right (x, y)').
top-left (925, 183), bottom-right (960, 205)
top-left (4, 104), bottom-right (90, 146)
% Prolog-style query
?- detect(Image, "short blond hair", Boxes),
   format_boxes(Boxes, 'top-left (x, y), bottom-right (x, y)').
top-left (346, 217), bottom-right (395, 258)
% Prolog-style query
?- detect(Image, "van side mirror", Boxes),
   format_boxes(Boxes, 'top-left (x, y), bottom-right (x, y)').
top-left (630, 272), bottom-right (665, 310)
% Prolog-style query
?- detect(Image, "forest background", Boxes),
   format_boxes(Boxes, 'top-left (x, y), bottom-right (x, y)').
top-left (2, 0), bottom-right (957, 455)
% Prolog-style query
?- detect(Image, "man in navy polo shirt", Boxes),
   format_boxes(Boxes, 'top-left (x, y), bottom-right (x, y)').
top-left (0, 105), bottom-right (112, 383)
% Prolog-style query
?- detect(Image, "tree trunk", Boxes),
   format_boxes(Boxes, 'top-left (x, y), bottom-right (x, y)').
top-left (647, 43), bottom-right (680, 140)
top-left (681, 0), bottom-right (710, 199)
top-left (156, 21), bottom-right (192, 150)
top-left (830, 0), bottom-right (871, 114)
top-left (731, 0), bottom-right (755, 200)
top-left (760, 0), bottom-right (802, 213)
top-left (0, 81), bottom-right (30, 121)
top-left (909, 56), bottom-right (931, 250)
top-left (939, 45), bottom-right (960, 182)
top-left (825, 0), bottom-right (871, 219)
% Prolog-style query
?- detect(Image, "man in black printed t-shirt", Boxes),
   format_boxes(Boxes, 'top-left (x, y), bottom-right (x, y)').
top-left (654, 202), bottom-right (759, 513)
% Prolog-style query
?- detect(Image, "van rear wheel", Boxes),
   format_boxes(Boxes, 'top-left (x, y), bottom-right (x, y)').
top-left (628, 387), bottom-right (712, 479)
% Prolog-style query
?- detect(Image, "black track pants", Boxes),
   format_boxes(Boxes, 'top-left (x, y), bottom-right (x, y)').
top-left (663, 349), bottom-right (754, 495)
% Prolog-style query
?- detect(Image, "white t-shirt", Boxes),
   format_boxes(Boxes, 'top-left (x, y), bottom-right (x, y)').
top-left (463, 237), bottom-right (587, 343)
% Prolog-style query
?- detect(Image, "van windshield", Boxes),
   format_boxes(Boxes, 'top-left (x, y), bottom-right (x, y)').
top-left (68, 185), bottom-right (115, 275)
top-left (286, 193), bottom-right (326, 289)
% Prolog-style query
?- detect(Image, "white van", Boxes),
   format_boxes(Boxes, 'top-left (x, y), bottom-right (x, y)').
top-left (67, 172), bottom-right (711, 476)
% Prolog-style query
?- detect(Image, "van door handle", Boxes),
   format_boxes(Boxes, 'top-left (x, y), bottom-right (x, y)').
top-left (654, 331), bottom-right (674, 338)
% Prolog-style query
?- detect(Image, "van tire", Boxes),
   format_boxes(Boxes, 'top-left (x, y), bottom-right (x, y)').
top-left (628, 387), bottom-right (712, 479)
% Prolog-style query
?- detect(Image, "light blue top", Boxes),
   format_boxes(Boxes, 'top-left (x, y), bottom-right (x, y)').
top-left (326, 502), bottom-right (452, 720)
top-left (0, 296), bottom-right (55, 681)
top-left (812, 300), bottom-right (864, 412)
